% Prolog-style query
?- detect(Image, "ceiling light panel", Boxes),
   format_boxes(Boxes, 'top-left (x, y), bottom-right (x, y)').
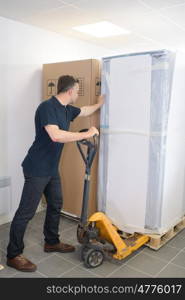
top-left (73, 21), bottom-right (131, 37)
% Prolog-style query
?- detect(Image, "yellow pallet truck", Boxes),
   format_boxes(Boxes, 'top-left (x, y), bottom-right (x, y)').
top-left (76, 129), bottom-right (149, 268)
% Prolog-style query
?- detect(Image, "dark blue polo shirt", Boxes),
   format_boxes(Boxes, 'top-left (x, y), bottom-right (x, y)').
top-left (22, 96), bottom-right (81, 176)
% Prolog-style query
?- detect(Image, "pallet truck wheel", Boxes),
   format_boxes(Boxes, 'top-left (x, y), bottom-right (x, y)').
top-left (77, 224), bottom-right (89, 244)
top-left (84, 248), bottom-right (104, 268)
top-left (81, 245), bottom-right (90, 261)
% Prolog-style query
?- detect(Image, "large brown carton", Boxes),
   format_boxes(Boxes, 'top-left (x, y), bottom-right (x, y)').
top-left (43, 59), bottom-right (101, 218)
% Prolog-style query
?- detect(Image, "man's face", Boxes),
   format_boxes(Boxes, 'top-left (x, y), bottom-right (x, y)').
top-left (69, 83), bottom-right (79, 104)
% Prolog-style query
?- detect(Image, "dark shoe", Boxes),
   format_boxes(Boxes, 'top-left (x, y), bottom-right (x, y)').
top-left (44, 242), bottom-right (75, 253)
top-left (7, 255), bottom-right (37, 272)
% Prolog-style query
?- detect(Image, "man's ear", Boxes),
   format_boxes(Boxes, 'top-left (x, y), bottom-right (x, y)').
top-left (68, 88), bottom-right (73, 96)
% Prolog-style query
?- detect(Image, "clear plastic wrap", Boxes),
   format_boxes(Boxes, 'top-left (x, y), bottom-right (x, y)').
top-left (98, 50), bottom-right (185, 234)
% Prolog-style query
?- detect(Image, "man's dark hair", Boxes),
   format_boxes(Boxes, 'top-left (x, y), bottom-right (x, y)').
top-left (57, 75), bottom-right (79, 94)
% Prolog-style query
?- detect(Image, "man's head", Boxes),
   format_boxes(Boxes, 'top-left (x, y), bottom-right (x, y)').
top-left (57, 75), bottom-right (79, 104)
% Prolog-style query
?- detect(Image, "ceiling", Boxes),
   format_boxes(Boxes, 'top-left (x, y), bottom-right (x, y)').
top-left (1, 0), bottom-right (185, 52)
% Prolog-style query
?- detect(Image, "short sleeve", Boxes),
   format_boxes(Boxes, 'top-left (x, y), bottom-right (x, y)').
top-left (38, 103), bottom-right (59, 127)
top-left (68, 105), bottom-right (81, 122)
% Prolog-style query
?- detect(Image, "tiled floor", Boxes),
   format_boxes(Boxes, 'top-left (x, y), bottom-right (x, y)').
top-left (0, 210), bottom-right (185, 278)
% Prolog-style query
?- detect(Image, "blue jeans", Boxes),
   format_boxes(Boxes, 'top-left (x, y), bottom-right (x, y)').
top-left (7, 174), bottom-right (63, 258)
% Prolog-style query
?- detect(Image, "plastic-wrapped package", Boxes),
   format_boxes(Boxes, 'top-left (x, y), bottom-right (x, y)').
top-left (98, 50), bottom-right (185, 234)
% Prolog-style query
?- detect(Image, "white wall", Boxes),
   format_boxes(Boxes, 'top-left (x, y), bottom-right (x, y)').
top-left (0, 16), bottom-right (111, 224)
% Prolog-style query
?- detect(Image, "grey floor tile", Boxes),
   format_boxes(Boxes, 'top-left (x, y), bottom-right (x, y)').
top-left (0, 266), bottom-right (17, 278)
top-left (29, 221), bottom-right (43, 231)
top-left (55, 244), bottom-right (82, 265)
top-left (0, 227), bottom-right (9, 241)
top-left (166, 235), bottom-right (185, 250)
top-left (176, 229), bottom-right (185, 239)
top-left (60, 215), bottom-right (77, 224)
top-left (0, 264), bottom-right (4, 271)
top-left (29, 211), bottom-right (46, 226)
top-left (98, 249), bottom-right (145, 269)
top-left (31, 217), bottom-right (45, 226)
top-left (24, 226), bottom-right (43, 244)
top-left (23, 244), bottom-right (54, 264)
top-left (0, 222), bottom-right (11, 231)
top-left (24, 238), bottom-right (38, 249)
top-left (12, 271), bottom-right (46, 278)
top-left (30, 213), bottom-right (45, 223)
top-left (170, 251), bottom-right (185, 268)
top-left (60, 223), bottom-right (76, 233)
top-left (60, 217), bottom-right (77, 229)
top-left (0, 236), bottom-right (36, 253)
top-left (62, 227), bottom-right (78, 243)
top-left (5, 215), bottom-right (185, 279)
top-left (143, 245), bottom-right (181, 262)
top-left (37, 254), bottom-right (76, 277)
top-left (109, 264), bottom-right (152, 278)
top-left (0, 238), bottom-right (8, 253)
top-left (25, 223), bottom-right (40, 233)
top-left (60, 265), bottom-right (98, 278)
top-left (33, 210), bottom-right (46, 219)
top-left (127, 252), bottom-right (168, 277)
top-left (0, 250), bottom-right (17, 278)
top-left (83, 260), bottom-right (125, 278)
top-left (157, 263), bottom-right (185, 278)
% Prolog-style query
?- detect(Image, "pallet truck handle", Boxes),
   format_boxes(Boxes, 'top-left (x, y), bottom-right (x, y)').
top-left (77, 128), bottom-right (98, 146)
top-left (77, 129), bottom-right (98, 167)
top-left (76, 129), bottom-right (99, 225)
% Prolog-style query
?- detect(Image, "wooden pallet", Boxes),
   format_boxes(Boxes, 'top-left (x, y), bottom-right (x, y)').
top-left (146, 216), bottom-right (185, 250)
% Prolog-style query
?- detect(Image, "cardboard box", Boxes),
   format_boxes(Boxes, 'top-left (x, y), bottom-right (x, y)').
top-left (43, 59), bottom-right (101, 218)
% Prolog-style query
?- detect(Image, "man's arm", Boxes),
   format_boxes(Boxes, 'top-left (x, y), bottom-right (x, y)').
top-left (45, 125), bottom-right (99, 143)
top-left (79, 95), bottom-right (104, 117)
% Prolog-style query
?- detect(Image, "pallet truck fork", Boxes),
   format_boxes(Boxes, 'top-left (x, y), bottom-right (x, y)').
top-left (76, 129), bottom-right (149, 268)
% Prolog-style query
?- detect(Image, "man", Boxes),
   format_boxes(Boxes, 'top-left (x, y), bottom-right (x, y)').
top-left (7, 75), bottom-right (104, 272)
